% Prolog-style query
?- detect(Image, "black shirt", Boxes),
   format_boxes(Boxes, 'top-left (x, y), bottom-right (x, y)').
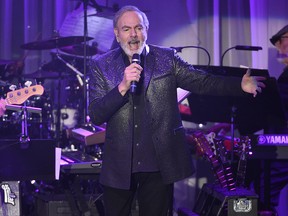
top-left (122, 50), bottom-right (159, 173)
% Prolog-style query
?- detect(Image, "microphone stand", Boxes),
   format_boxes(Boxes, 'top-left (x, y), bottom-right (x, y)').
top-left (18, 103), bottom-right (42, 148)
top-left (83, 0), bottom-right (89, 125)
top-left (220, 45), bottom-right (262, 164)
top-left (20, 102), bottom-right (30, 148)
top-left (82, 0), bottom-right (102, 125)
top-left (81, 0), bottom-right (102, 127)
top-left (55, 54), bottom-right (84, 86)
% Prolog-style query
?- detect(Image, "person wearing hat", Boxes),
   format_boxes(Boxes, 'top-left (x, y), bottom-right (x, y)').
top-left (270, 24), bottom-right (288, 73)
top-left (271, 25), bottom-right (288, 121)
top-left (261, 25), bottom-right (288, 215)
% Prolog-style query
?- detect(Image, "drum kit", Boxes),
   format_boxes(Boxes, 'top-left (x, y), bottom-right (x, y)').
top-left (0, 35), bottom-right (100, 145)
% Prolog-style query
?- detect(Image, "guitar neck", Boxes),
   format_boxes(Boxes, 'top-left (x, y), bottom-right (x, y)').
top-left (235, 136), bottom-right (250, 187)
top-left (5, 85), bottom-right (44, 105)
top-left (214, 139), bottom-right (236, 191)
top-left (236, 158), bottom-right (247, 187)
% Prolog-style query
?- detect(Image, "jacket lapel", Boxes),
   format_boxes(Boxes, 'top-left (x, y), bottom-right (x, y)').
top-left (108, 48), bottom-right (126, 87)
top-left (143, 46), bottom-right (155, 95)
top-left (107, 46), bottom-right (155, 94)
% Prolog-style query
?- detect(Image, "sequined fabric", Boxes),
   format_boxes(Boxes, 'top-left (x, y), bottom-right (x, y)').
top-left (88, 44), bottom-right (242, 189)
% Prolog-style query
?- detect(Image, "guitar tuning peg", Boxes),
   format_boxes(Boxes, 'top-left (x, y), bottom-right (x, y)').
top-left (24, 81), bottom-right (32, 87)
top-left (9, 85), bottom-right (17, 91)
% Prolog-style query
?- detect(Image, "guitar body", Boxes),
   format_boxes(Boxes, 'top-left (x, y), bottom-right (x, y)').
top-left (190, 131), bottom-right (228, 188)
top-left (214, 138), bottom-right (236, 191)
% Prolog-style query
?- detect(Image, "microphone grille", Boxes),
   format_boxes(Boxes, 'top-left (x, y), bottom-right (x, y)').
top-left (132, 53), bottom-right (141, 63)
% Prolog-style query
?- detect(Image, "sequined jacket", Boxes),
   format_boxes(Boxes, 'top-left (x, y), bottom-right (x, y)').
top-left (88, 44), bottom-right (243, 189)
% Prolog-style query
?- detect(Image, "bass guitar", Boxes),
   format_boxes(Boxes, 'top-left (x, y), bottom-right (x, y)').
top-left (4, 85), bottom-right (44, 106)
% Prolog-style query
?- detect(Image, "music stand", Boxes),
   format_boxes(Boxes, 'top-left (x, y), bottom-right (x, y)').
top-left (0, 139), bottom-right (56, 181)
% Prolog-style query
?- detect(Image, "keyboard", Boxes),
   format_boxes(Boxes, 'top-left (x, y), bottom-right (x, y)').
top-left (61, 151), bottom-right (102, 174)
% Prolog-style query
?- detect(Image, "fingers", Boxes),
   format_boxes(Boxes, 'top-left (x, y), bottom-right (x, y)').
top-left (253, 88), bottom-right (259, 97)
top-left (253, 84), bottom-right (264, 97)
top-left (257, 82), bottom-right (266, 88)
top-left (123, 63), bottom-right (143, 83)
top-left (245, 68), bottom-right (267, 81)
top-left (245, 68), bottom-right (251, 76)
top-left (255, 77), bottom-right (266, 96)
top-left (256, 86), bottom-right (262, 93)
top-left (243, 68), bottom-right (267, 98)
top-left (254, 76), bottom-right (267, 81)
top-left (130, 62), bottom-right (142, 70)
top-left (130, 67), bottom-right (142, 82)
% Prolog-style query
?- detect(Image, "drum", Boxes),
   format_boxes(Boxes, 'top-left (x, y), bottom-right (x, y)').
top-left (27, 94), bottom-right (54, 138)
top-left (0, 94), bottom-right (53, 139)
top-left (26, 95), bottom-right (53, 124)
top-left (52, 107), bottom-right (80, 130)
top-left (64, 78), bottom-right (83, 109)
top-left (0, 110), bottom-right (22, 138)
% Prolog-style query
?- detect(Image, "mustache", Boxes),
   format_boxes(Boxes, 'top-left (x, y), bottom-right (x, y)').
top-left (128, 39), bottom-right (139, 44)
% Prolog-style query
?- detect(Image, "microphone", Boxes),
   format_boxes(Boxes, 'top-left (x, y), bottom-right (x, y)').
top-left (130, 53), bottom-right (141, 94)
top-left (234, 45), bottom-right (262, 51)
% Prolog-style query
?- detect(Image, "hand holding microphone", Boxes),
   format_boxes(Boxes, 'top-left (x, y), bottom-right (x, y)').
top-left (130, 53), bottom-right (141, 93)
top-left (118, 53), bottom-right (142, 96)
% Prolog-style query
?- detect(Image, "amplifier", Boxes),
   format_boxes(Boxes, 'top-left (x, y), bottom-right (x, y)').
top-left (70, 126), bottom-right (105, 146)
top-left (193, 184), bottom-right (258, 216)
top-left (35, 194), bottom-right (100, 216)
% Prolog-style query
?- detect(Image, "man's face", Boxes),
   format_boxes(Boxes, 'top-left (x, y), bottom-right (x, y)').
top-left (276, 32), bottom-right (288, 64)
top-left (114, 11), bottom-right (148, 59)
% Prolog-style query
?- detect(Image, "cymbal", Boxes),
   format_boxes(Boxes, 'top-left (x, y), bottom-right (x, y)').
top-left (23, 70), bottom-right (69, 79)
top-left (0, 59), bottom-right (15, 66)
top-left (21, 36), bottom-right (94, 50)
top-left (60, 44), bottom-right (100, 56)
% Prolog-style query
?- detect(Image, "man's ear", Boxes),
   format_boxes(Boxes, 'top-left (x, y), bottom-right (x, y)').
top-left (114, 29), bottom-right (119, 42)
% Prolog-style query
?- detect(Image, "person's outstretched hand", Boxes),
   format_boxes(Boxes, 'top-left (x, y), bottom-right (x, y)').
top-left (241, 69), bottom-right (266, 97)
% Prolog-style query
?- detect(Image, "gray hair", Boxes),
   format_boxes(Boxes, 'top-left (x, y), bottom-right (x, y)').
top-left (113, 5), bottom-right (149, 29)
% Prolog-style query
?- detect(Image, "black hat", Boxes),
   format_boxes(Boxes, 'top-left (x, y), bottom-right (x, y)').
top-left (270, 25), bottom-right (288, 46)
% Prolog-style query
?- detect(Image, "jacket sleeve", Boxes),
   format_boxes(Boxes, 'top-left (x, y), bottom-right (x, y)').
top-left (88, 59), bottom-right (129, 125)
top-left (172, 52), bottom-right (244, 97)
